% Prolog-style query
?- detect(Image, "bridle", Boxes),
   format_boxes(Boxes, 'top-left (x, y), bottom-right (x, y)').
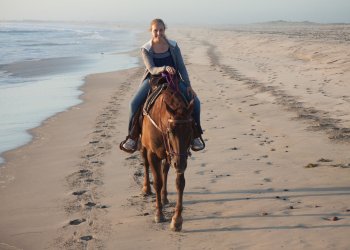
top-left (143, 107), bottom-right (193, 163)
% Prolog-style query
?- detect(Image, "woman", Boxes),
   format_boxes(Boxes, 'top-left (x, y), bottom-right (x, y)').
top-left (122, 18), bottom-right (204, 152)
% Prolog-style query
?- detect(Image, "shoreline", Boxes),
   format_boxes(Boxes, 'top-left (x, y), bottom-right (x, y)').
top-left (0, 71), bottom-right (91, 168)
top-left (0, 21), bottom-right (142, 165)
top-left (0, 50), bottom-right (140, 166)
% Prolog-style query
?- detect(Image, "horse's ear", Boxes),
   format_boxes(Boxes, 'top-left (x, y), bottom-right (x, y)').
top-left (165, 103), bottom-right (177, 116)
top-left (187, 99), bottom-right (195, 114)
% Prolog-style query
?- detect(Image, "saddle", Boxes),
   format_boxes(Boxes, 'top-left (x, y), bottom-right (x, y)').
top-left (144, 79), bottom-right (168, 115)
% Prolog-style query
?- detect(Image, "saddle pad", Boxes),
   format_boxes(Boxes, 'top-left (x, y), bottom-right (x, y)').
top-left (143, 83), bottom-right (168, 115)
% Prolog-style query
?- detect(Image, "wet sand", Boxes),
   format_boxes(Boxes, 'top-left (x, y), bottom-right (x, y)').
top-left (0, 23), bottom-right (350, 249)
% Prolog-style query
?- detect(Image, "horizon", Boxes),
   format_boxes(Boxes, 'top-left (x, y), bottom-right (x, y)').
top-left (1, 0), bottom-right (350, 25)
top-left (1, 19), bottom-right (350, 26)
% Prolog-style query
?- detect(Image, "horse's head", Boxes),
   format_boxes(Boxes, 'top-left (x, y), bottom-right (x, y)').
top-left (164, 94), bottom-right (194, 174)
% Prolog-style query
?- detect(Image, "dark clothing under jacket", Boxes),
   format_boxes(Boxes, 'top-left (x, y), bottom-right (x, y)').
top-left (140, 38), bottom-right (191, 86)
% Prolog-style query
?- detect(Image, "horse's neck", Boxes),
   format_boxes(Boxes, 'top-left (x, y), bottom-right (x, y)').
top-left (149, 90), bottom-right (185, 129)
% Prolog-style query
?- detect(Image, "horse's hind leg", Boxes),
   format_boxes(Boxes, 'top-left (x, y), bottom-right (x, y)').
top-left (170, 173), bottom-right (185, 231)
top-left (161, 160), bottom-right (170, 205)
top-left (148, 151), bottom-right (165, 223)
top-left (141, 147), bottom-right (152, 195)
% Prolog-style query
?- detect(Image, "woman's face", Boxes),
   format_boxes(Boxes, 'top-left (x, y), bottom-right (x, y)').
top-left (151, 23), bottom-right (165, 42)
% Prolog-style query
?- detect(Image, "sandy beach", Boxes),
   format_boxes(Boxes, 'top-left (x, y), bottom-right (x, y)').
top-left (0, 23), bottom-right (350, 249)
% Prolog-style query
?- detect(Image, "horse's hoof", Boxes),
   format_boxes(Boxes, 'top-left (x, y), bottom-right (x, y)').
top-left (154, 214), bottom-right (166, 223)
top-left (142, 187), bottom-right (152, 196)
top-left (170, 217), bottom-right (183, 232)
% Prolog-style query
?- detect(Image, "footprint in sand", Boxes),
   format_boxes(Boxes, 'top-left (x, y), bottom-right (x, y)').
top-left (263, 178), bottom-right (272, 182)
top-left (84, 153), bottom-right (95, 159)
top-left (323, 216), bottom-right (341, 221)
top-left (96, 204), bottom-right (109, 209)
top-left (90, 160), bottom-right (104, 165)
top-left (89, 140), bottom-right (100, 144)
top-left (275, 196), bottom-right (288, 201)
top-left (229, 147), bottom-right (239, 151)
top-left (317, 158), bottom-right (332, 162)
top-left (72, 190), bottom-right (87, 196)
top-left (80, 235), bottom-right (93, 241)
top-left (69, 218), bottom-right (86, 225)
top-left (85, 202), bottom-right (96, 208)
top-left (126, 155), bottom-right (138, 160)
top-left (79, 169), bottom-right (92, 177)
top-left (196, 170), bottom-right (205, 175)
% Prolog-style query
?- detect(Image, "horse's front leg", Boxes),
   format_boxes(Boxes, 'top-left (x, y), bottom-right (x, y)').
top-left (161, 160), bottom-right (170, 205)
top-left (170, 173), bottom-right (185, 231)
top-left (148, 152), bottom-right (165, 223)
top-left (141, 148), bottom-right (152, 195)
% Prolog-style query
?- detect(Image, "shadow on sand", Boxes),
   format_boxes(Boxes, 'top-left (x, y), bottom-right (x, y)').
top-left (179, 186), bottom-right (350, 233)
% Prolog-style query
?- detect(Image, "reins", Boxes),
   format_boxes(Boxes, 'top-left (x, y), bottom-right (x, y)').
top-left (162, 72), bottom-right (179, 92)
top-left (165, 119), bottom-right (192, 160)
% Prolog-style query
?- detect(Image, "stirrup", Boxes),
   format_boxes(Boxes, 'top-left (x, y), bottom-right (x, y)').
top-left (191, 135), bottom-right (206, 152)
top-left (120, 136), bottom-right (137, 154)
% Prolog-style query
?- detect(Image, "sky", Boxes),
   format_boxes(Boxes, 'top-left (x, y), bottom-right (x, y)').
top-left (1, 0), bottom-right (349, 25)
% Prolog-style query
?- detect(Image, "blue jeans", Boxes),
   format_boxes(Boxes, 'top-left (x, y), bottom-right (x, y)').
top-left (128, 78), bottom-right (201, 132)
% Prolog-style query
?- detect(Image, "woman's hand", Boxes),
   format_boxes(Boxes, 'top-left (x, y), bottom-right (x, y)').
top-left (187, 86), bottom-right (197, 98)
top-left (165, 66), bottom-right (176, 75)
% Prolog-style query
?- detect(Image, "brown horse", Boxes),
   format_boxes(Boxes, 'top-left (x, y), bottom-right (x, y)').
top-left (141, 81), bottom-right (194, 231)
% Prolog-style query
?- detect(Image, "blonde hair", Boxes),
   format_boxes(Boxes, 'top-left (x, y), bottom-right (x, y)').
top-left (149, 18), bottom-right (167, 31)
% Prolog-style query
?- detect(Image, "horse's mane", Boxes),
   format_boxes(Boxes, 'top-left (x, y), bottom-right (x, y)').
top-left (162, 87), bottom-right (189, 117)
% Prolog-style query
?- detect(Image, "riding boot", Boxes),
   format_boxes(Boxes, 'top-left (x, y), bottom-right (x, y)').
top-left (120, 107), bottom-right (142, 153)
top-left (129, 106), bottom-right (143, 141)
top-left (192, 122), bottom-right (203, 138)
top-left (191, 122), bottom-right (205, 151)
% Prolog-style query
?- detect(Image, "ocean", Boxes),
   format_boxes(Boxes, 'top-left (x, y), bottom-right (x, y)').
top-left (0, 21), bottom-right (140, 164)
